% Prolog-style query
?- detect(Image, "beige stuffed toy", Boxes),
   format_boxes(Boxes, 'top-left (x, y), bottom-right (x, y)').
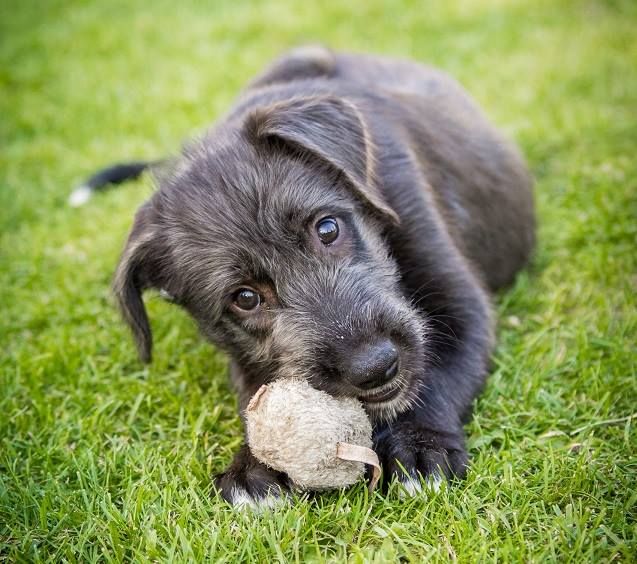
top-left (245, 378), bottom-right (381, 491)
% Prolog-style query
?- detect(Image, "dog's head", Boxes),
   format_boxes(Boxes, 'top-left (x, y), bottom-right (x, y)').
top-left (114, 96), bottom-right (426, 421)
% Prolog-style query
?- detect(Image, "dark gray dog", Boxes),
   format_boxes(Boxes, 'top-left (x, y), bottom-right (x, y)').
top-left (97, 47), bottom-right (534, 507)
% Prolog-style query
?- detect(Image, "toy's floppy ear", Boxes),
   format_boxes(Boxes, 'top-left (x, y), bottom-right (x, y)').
top-left (112, 203), bottom-right (161, 363)
top-left (247, 96), bottom-right (399, 225)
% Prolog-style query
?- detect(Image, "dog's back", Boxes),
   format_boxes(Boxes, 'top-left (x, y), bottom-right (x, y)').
top-left (236, 47), bottom-right (535, 290)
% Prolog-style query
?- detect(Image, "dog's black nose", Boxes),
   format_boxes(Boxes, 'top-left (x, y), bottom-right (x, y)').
top-left (347, 340), bottom-right (399, 390)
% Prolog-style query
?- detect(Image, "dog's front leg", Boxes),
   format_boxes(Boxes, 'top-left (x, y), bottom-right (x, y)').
top-left (373, 327), bottom-right (488, 493)
top-left (215, 362), bottom-right (291, 508)
top-left (215, 444), bottom-right (290, 509)
top-left (375, 243), bottom-right (494, 494)
top-left (373, 403), bottom-right (470, 495)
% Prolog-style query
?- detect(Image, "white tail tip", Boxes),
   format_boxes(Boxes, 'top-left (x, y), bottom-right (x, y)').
top-left (68, 185), bottom-right (93, 207)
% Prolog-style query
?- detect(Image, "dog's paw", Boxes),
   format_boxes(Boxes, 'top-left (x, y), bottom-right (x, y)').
top-left (214, 446), bottom-right (291, 510)
top-left (374, 421), bottom-right (468, 496)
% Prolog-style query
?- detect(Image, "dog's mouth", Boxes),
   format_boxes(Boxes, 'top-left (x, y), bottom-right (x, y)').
top-left (358, 376), bottom-right (417, 423)
top-left (358, 381), bottom-right (403, 404)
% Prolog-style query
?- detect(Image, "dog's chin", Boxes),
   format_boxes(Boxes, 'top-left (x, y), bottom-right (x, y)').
top-left (359, 371), bottom-right (417, 423)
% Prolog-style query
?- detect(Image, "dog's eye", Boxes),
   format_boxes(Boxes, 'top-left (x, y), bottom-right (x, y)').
top-left (233, 288), bottom-right (261, 311)
top-left (316, 217), bottom-right (339, 245)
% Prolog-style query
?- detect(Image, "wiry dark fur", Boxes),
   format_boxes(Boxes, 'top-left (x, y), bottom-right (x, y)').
top-left (110, 47), bottom-right (535, 506)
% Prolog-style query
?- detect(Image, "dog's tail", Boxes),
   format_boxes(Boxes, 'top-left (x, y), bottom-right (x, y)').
top-left (68, 160), bottom-right (163, 207)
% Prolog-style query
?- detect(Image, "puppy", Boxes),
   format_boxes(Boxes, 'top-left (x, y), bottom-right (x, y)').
top-left (101, 47), bottom-right (535, 507)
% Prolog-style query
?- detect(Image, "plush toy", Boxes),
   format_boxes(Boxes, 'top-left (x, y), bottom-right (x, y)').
top-left (245, 378), bottom-right (381, 491)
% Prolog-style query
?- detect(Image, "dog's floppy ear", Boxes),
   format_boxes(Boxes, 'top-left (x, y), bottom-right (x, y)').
top-left (247, 96), bottom-right (399, 224)
top-left (112, 202), bottom-right (161, 363)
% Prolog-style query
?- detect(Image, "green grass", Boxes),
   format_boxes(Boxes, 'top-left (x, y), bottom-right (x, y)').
top-left (1, 0), bottom-right (636, 560)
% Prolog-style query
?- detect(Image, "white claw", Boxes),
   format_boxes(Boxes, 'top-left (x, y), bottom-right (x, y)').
top-left (399, 473), bottom-right (443, 497)
top-left (427, 474), bottom-right (443, 493)
top-left (227, 486), bottom-right (287, 512)
top-left (229, 486), bottom-right (258, 509)
top-left (399, 477), bottom-right (423, 497)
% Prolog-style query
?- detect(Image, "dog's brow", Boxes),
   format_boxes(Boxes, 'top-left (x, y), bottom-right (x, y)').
top-left (304, 204), bottom-right (354, 224)
top-left (219, 259), bottom-right (275, 293)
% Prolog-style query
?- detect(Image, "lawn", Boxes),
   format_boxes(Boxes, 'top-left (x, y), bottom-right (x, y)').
top-left (1, 0), bottom-right (636, 561)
